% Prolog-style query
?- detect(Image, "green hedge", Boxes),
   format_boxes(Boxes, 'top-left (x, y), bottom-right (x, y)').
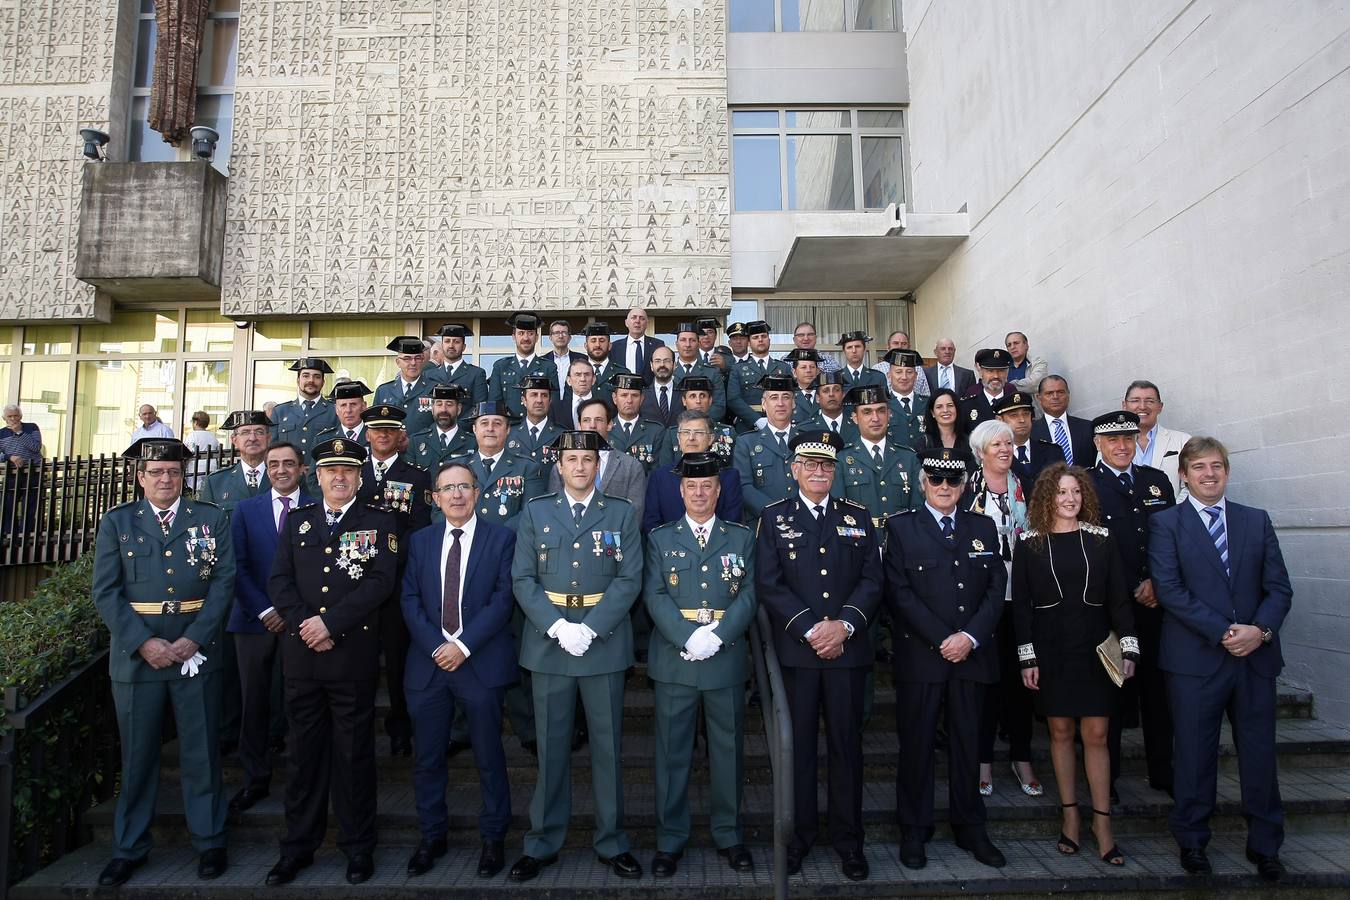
top-left (1, 554), bottom-right (114, 887)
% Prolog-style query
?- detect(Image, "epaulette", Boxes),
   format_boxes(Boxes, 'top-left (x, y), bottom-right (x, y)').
top-left (185, 499), bottom-right (222, 512)
top-left (531, 492), bottom-right (559, 504)
top-left (721, 520), bottom-right (751, 533)
top-left (292, 501), bottom-right (319, 512)
top-left (1019, 529), bottom-right (1040, 541)
top-left (843, 498), bottom-right (868, 509)
top-left (649, 520), bottom-right (679, 536)
top-left (1134, 463), bottom-right (1166, 476)
top-left (107, 498), bottom-right (141, 513)
top-left (763, 497), bottom-right (792, 511)
top-left (596, 494), bottom-right (633, 510)
top-left (1080, 522), bottom-right (1110, 537)
top-left (1032, 438), bottom-right (1058, 447)
top-left (891, 508), bottom-right (917, 516)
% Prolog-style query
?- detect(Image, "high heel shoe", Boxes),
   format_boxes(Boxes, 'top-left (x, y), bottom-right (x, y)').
top-left (1092, 808), bottom-right (1124, 866)
top-left (1056, 802), bottom-right (1079, 855)
top-left (978, 763), bottom-right (993, 796)
top-left (1011, 761), bottom-right (1043, 796)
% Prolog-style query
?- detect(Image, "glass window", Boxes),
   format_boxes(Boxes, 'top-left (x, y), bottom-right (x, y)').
top-left (730, 299), bottom-right (759, 325)
top-left (128, 96), bottom-right (177, 163)
top-left (253, 357), bottom-right (395, 409)
top-left (22, 325), bottom-right (73, 355)
top-left (732, 110), bottom-right (778, 130)
top-left (781, 0), bottom-right (845, 30)
top-left (184, 361), bottom-right (231, 434)
top-left (78, 311), bottom-right (178, 354)
top-left (72, 359), bottom-right (177, 455)
top-left (0, 364), bottom-right (10, 410)
top-left (853, 0), bottom-right (895, 30)
top-left (198, 17), bottom-right (238, 87)
top-left (185, 309), bottom-right (237, 353)
top-left (786, 134), bottom-right (854, 210)
top-left (861, 136), bottom-right (905, 208)
top-left (252, 361), bottom-right (297, 410)
top-left (252, 321), bottom-right (304, 352)
top-left (133, 17), bottom-right (155, 88)
top-left (310, 319), bottom-right (398, 352)
top-left (732, 135), bottom-right (782, 211)
top-left (858, 109), bottom-right (904, 128)
top-left (195, 94), bottom-right (234, 174)
top-left (21, 362), bottom-right (69, 456)
top-left (785, 109), bottom-right (850, 128)
top-left (873, 299), bottom-right (913, 355)
top-left (728, 0), bottom-right (775, 31)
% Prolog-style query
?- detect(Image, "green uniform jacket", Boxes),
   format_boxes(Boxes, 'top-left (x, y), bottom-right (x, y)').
top-left (607, 418), bottom-right (666, 472)
top-left (590, 360), bottom-right (632, 402)
top-left (657, 422), bottom-right (736, 468)
top-left (727, 356), bottom-right (792, 432)
top-left (464, 450), bottom-right (547, 528)
top-left (404, 425), bottom-right (477, 472)
top-left (644, 518), bottom-right (756, 690)
top-left (432, 360), bottom-right (489, 412)
top-left (373, 370), bottom-right (447, 436)
top-left (833, 439), bottom-right (921, 521)
top-left (489, 355), bottom-right (560, 420)
top-left (733, 424), bottom-right (799, 518)
top-left (673, 361), bottom-right (727, 422)
top-left (270, 397), bottom-right (338, 454)
top-left (194, 462), bottom-right (269, 514)
top-left (507, 419), bottom-right (563, 467)
top-left (887, 393), bottom-right (928, 450)
top-left (92, 498), bottom-right (236, 682)
top-left (512, 492), bottom-right (641, 676)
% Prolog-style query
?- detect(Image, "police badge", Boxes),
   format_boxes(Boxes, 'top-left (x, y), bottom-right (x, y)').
top-left (1149, 484), bottom-right (1162, 497)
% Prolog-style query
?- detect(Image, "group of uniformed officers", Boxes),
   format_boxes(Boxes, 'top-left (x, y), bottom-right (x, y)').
top-left (91, 312), bottom-right (1189, 887)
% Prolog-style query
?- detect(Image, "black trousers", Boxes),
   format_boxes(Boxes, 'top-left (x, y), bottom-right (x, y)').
top-left (897, 677), bottom-right (987, 832)
top-left (979, 609), bottom-right (1035, 762)
top-left (280, 678), bottom-right (377, 857)
top-left (1109, 604), bottom-right (1174, 789)
top-left (233, 631), bottom-right (286, 789)
top-left (379, 603), bottom-right (411, 740)
top-left (782, 665), bottom-right (866, 855)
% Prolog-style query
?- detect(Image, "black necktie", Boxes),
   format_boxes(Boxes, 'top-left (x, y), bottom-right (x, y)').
top-left (757, 358), bottom-right (766, 372)
top-left (634, 341), bottom-right (644, 373)
top-left (941, 515), bottom-right (954, 540)
top-left (530, 425), bottom-right (539, 443)
top-left (482, 457), bottom-right (494, 479)
top-left (624, 422), bottom-right (633, 438)
top-left (1017, 445), bottom-right (1028, 464)
top-left (831, 421), bottom-right (839, 434)
top-left (683, 364), bottom-right (692, 377)
top-left (346, 428), bottom-right (356, 440)
top-left (403, 381), bottom-right (412, 398)
top-left (659, 386), bottom-right (669, 416)
top-left (441, 433), bottom-right (450, 449)
top-left (1119, 471), bottom-right (1133, 492)
top-left (814, 505), bottom-right (824, 519)
top-left (442, 528), bottom-right (463, 636)
top-left (776, 431), bottom-right (787, 454)
top-left (573, 502), bottom-right (585, 526)
top-left (302, 400), bottom-right (313, 414)
top-left (872, 445), bottom-right (883, 465)
top-left (901, 397), bottom-right (911, 413)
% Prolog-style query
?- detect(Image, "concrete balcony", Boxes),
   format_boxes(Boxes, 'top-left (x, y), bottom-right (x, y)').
top-left (75, 161), bottom-right (226, 302)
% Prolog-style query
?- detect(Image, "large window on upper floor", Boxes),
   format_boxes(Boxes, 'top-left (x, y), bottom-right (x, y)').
top-left (729, 0), bottom-right (896, 31)
top-left (128, 0), bottom-right (238, 173)
top-left (731, 108), bottom-right (907, 212)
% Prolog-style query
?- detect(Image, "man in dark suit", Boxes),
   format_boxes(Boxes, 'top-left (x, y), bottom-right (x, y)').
top-left (550, 357), bottom-right (599, 430)
top-left (356, 404), bottom-right (432, 757)
top-left (265, 439), bottom-right (399, 886)
top-left (755, 430), bottom-right (881, 881)
top-left (643, 422), bottom-right (742, 531)
top-left (995, 391), bottom-right (1063, 496)
top-left (1030, 375), bottom-right (1095, 468)
top-left (432, 323), bottom-right (489, 410)
top-left (400, 461), bottom-right (518, 879)
top-left (227, 440), bottom-right (314, 814)
top-left (1149, 436), bottom-right (1293, 882)
top-left (611, 306), bottom-right (665, 382)
top-left (922, 337), bottom-right (975, 397)
top-left (958, 348), bottom-right (1014, 427)
top-left (884, 447), bottom-right (1007, 871)
top-left (640, 346), bottom-right (683, 428)
top-left (1090, 410), bottom-right (1176, 800)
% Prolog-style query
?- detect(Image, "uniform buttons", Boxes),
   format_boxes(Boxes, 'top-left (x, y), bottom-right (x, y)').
top-left (164, 550), bottom-right (172, 558)
top-left (954, 561), bottom-right (960, 567)
top-left (572, 581), bottom-right (579, 588)
top-left (167, 587), bottom-right (175, 594)
top-left (166, 568), bottom-right (173, 575)
top-left (880, 481), bottom-right (886, 486)
top-left (323, 566), bottom-right (331, 573)
top-left (819, 547), bottom-right (825, 554)
top-left (572, 561), bottom-right (579, 568)
top-left (573, 543), bottom-right (581, 550)
top-left (320, 606), bottom-right (327, 613)
top-left (701, 583), bottom-right (708, 589)
top-left (958, 605), bottom-right (965, 612)
top-left (363, 625), bottom-right (369, 631)
top-left (321, 586), bottom-right (329, 593)
top-left (881, 496), bottom-right (888, 502)
top-left (541, 543), bottom-right (547, 549)
top-left (324, 547), bottom-right (333, 554)
top-left (701, 565), bottom-right (708, 572)
top-left (127, 551), bottom-right (134, 557)
top-left (822, 592), bottom-right (830, 599)
top-left (820, 569), bottom-right (828, 576)
top-left (957, 583), bottom-right (964, 589)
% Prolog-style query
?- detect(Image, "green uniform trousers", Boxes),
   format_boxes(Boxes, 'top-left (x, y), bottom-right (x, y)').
top-left (652, 681), bottom-right (746, 853)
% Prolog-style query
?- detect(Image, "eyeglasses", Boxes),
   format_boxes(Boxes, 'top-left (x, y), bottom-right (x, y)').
top-left (234, 427), bottom-right (268, 438)
top-left (676, 429), bottom-right (712, 437)
top-left (434, 483), bottom-right (476, 494)
top-left (795, 459), bottom-right (836, 472)
top-left (926, 473), bottom-right (964, 486)
top-left (143, 467), bottom-right (183, 480)
top-left (396, 354), bottom-right (423, 363)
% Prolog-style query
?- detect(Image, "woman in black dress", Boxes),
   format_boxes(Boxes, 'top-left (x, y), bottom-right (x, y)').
top-left (920, 388), bottom-right (967, 449)
top-left (1013, 463), bottom-right (1137, 866)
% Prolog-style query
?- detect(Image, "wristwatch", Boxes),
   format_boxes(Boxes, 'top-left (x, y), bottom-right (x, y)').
top-left (1254, 623), bottom-right (1274, 644)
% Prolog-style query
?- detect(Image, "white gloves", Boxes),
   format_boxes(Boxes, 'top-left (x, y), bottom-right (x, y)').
top-left (180, 651), bottom-right (207, 677)
top-left (681, 622), bottom-right (723, 661)
top-left (549, 620), bottom-right (595, 657)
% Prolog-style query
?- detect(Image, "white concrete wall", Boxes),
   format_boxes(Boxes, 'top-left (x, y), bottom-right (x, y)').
top-left (904, 1), bottom-right (1350, 721)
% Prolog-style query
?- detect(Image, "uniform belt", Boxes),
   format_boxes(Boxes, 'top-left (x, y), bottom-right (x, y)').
top-left (545, 591), bottom-right (604, 609)
top-left (130, 599), bottom-right (204, 615)
top-left (872, 515), bottom-right (889, 527)
top-left (679, 608), bottom-right (725, 622)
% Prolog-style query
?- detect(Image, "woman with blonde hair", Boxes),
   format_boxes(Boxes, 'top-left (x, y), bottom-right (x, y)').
top-left (1013, 463), bottom-right (1137, 866)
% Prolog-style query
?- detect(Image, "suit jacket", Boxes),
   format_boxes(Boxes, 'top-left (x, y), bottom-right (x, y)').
top-left (755, 496), bottom-right (882, 669)
top-left (268, 501), bottom-right (399, 681)
top-left (642, 463), bottom-right (743, 532)
top-left (1147, 425), bottom-right (1191, 497)
top-left (1011, 439), bottom-right (1065, 498)
top-left (611, 335), bottom-right (665, 382)
top-left (1031, 413), bottom-right (1096, 469)
top-left (549, 389), bottom-right (599, 430)
top-left (433, 360), bottom-right (489, 411)
top-left (640, 380), bottom-right (685, 428)
top-left (195, 461), bottom-right (269, 514)
top-left (92, 498), bottom-right (236, 682)
top-left (547, 449), bottom-right (647, 523)
top-left (922, 363), bottom-right (975, 396)
top-left (229, 488), bottom-right (314, 633)
top-left (644, 518), bottom-right (756, 689)
top-left (1149, 500), bottom-right (1293, 678)
top-left (400, 517), bottom-right (518, 691)
top-left (883, 509), bottom-right (1004, 684)
top-left (373, 372), bottom-right (445, 437)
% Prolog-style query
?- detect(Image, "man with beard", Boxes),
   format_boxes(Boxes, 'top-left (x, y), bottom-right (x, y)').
top-left (406, 384), bottom-right (476, 471)
top-left (270, 358), bottom-right (337, 454)
top-left (958, 348), bottom-right (1014, 427)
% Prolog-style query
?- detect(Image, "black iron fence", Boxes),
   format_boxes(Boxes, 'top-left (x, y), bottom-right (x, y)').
top-left (0, 448), bottom-right (238, 568)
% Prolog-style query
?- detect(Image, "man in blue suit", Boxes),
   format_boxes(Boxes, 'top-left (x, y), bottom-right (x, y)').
top-left (1149, 436), bottom-right (1293, 882)
top-left (226, 441), bottom-right (314, 813)
top-left (401, 460), bottom-right (518, 880)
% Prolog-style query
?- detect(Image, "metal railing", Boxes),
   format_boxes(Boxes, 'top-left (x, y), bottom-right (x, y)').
top-left (0, 649), bottom-right (117, 898)
top-left (0, 448), bottom-right (238, 568)
top-left (749, 605), bottom-right (793, 900)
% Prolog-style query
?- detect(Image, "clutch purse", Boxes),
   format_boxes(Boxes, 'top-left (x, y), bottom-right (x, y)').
top-left (1096, 631), bottom-right (1126, 688)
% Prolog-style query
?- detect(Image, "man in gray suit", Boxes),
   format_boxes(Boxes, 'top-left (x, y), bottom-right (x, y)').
top-left (547, 398), bottom-right (647, 523)
top-left (922, 337), bottom-right (975, 396)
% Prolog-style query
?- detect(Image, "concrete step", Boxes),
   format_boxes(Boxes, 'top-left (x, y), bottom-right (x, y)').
top-left (16, 831), bottom-right (1350, 898)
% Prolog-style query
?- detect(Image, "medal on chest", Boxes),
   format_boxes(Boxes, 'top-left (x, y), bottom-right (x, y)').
top-left (720, 551), bottom-right (745, 593)
top-left (183, 525), bottom-right (217, 580)
top-left (335, 529), bottom-right (380, 579)
top-left (592, 529), bottom-right (623, 562)
top-left (382, 480), bottom-right (414, 514)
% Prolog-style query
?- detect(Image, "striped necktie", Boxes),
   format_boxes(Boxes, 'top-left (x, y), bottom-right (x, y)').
top-left (1203, 506), bottom-right (1229, 575)
top-left (1051, 418), bottom-right (1073, 466)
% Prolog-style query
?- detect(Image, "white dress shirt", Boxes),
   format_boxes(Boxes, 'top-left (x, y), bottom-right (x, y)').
top-left (439, 515), bottom-right (478, 657)
top-left (685, 514), bottom-right (716, 542)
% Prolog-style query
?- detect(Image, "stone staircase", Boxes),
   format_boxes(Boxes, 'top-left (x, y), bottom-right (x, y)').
top-left (13, 666), bottom-right (1350, 898)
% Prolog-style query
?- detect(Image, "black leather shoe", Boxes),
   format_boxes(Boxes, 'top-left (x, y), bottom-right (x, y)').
top-left (390, 735), bottom-right (412, 756)
top-left (955, 831), bottom-right (1007, 868)
top-left (651, 850), bottom-right (681, 878)
top-left (507, 854), bottom-right (557, 882)
top-left (265, 854), bottom-right (313, 886)
top-left (1246, 848), bottom-right (1284, 882)
top-left (719, 844), bottom-right (754, 871)
top-left (98, 856), bottom-right (145, 887)
top-left (229, 784), bottom-right (269, 813)
top-left (840, 850), bottom-right (869, 881)
top-left (407, 837), bottom-right (447, 876)
top-left (478, 840), bottom-right (505, 878)
top-left (786, 848), bottom-right (804, 875)
top-left (597, 851), bottom-right (643, 878)
top-left (445, 738), bottom-right (470, 759)
top-left (198, 848), bottom-right (228, 880)
top-left (899, 838), bottom-right (926, 869)
top-left (346, 852), bottom-right (374, 884)
top-left (1179, 847), bottom-right (1212, 875)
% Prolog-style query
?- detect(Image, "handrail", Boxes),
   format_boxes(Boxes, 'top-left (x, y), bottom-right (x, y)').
top-left (749, 605), bottom-right (793, 900)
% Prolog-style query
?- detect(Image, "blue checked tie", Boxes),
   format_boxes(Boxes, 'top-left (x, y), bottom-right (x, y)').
top-left (1052, 418), bottom-right (1073, 466)
top-left (1204, 506), bottom-right (1229, 575)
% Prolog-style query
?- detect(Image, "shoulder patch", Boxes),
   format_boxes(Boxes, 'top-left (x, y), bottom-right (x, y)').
top-left (1081, 522), bottom-right (1110, 537)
